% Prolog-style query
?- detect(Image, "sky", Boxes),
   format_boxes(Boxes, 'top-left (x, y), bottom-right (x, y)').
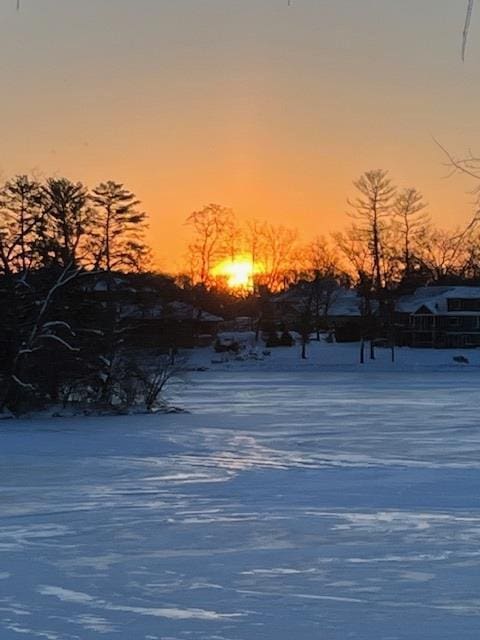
top-left (1, 0), bottom-right (479, 271)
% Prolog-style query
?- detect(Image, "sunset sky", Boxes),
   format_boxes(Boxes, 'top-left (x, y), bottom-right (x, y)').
top-left (1, 0), bottom-right (479, 271)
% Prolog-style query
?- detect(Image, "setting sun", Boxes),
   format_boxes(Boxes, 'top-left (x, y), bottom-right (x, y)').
top-left (212, 256), bottom-right (262, 291)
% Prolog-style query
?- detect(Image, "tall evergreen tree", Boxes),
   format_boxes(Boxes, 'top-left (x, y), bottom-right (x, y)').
top-left (0, 175), bottom-right (44, 276)
top-left (90, 181), bottom-right (149, 272)
top-left (41, 178), bottom-right (91, 268)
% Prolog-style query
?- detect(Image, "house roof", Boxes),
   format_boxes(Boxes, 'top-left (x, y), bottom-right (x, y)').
top-left (397, 286), bottom-right (480, 315)
top-left (274, 285), bottom-right (365, 317)
top-left (328, 290), bottom-right (364, 317)
top-left (167, 301), bottom-right (224, 322)
top-left (120, 300), bottom-right (223, 322)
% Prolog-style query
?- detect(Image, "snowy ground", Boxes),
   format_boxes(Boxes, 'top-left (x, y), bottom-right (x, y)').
top-left (2, 342), bottom-right (480, 639)
top-left (189, 332), bottom-right (480, 372)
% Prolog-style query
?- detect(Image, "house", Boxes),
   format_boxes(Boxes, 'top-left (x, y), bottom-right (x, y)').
top-left (396, 286), bottom-right (480, 348)
top-left (80, 273), bottom-right (224, 349)
top-left (326, 289), bottom-right (367, 342)
top-left (270, 283), bottom-right (368, 341)
top-left (269, 282), bottom-right (480, 347)
top-left (120, 300), bottom-right (224, 348)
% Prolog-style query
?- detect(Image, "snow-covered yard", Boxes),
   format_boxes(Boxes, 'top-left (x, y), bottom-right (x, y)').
top-left (2, 347), bottom-right (480, 639)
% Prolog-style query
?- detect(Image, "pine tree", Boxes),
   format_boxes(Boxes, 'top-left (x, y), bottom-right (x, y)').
top-left (90, 181), bottom-right (149, 272)
top-left (41, 178), bottom-right (91, 268)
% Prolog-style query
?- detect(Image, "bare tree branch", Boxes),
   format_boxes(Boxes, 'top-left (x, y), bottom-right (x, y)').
top-left (463, 0), bottom-right (475, 60)
top-left (38, 334), bottom-right (80, 352)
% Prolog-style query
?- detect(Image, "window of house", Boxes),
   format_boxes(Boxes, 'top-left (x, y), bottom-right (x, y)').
top-left (448, 299), bottom-right (462, 311)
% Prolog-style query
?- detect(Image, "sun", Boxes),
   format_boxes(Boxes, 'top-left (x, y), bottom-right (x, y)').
top-left (212, 256), bottom-right (261, 291)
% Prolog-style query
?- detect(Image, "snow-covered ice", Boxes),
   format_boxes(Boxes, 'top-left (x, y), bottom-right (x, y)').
top-left (2, 343), bottom-right (480, 639)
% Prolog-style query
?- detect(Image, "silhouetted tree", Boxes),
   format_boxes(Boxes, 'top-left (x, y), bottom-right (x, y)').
top-left (0, 265), bottom-right (88, 413)
top-left (0, 175), bottom-right (45, 276)
top-left (41, 178), bottom-right (91, 268)
top-left (393, 187), bottom-right (429, 277)
top-left (255, 222), bottom-right (298, 291)
top-left (348, 169), bottom-right (396, 298)
top-left (90, 181), bottom-right (149, 272)
top-left (186, 204), bottom-right (233, 287)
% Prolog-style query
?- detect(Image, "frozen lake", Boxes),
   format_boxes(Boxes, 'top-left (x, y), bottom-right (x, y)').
top-left (2, 370), bottom-right (480, 639)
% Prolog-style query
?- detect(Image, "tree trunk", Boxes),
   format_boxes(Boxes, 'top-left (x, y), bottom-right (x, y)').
top-left (301, 338), bottom-right (307, 359)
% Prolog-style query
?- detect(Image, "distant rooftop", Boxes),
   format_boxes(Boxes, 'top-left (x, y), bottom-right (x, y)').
top-left (397, 286), bottom-right (480, 315)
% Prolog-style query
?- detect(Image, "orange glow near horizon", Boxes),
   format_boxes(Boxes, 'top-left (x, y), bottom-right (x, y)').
top-left (212, 255), bottom-right (263, 291)
top-left (0, 2), bottom-right (478, 271)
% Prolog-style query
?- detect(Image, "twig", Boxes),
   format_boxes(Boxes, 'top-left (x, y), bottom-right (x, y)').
top-left (463, 0), bottom-right (475, 60)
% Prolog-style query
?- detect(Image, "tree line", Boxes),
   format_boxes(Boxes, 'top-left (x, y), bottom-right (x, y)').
top-left (0, 175), bottom-right (157, 416)
top-left (2, 166), bottom-right (479, 414)
top-left (184, 169), bottom-right (480, 298)
top-left (0, 176), bottom-right (148, 275)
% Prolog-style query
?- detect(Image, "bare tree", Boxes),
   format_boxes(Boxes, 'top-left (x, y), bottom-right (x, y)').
top-left (186, 204), bottom-right (234, 287)
top-left (431, 143), bottom-right (480, 278)
top-left (303, 236), bottom-right (342, 279)
top-left (298, 293), bottom-right (313, 359)
top-left (221, 215), bottom-right (243, 263)
top-left (393, 188), bottom-right (429, 277)
top-left (333, 227), bottom-right (371, 284)
top-left (134, 355), bottom-right (183, 412)
top-left (457, 229), bottom-right (480, 278)
top-left (244, 219), bottom-right (266, 293)
top-left (256, 222), bottom-right (298, 291)
top-left (417, 225), bottom-right (474, 280)
top-left (348, 169), bottom-right (397, 298)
